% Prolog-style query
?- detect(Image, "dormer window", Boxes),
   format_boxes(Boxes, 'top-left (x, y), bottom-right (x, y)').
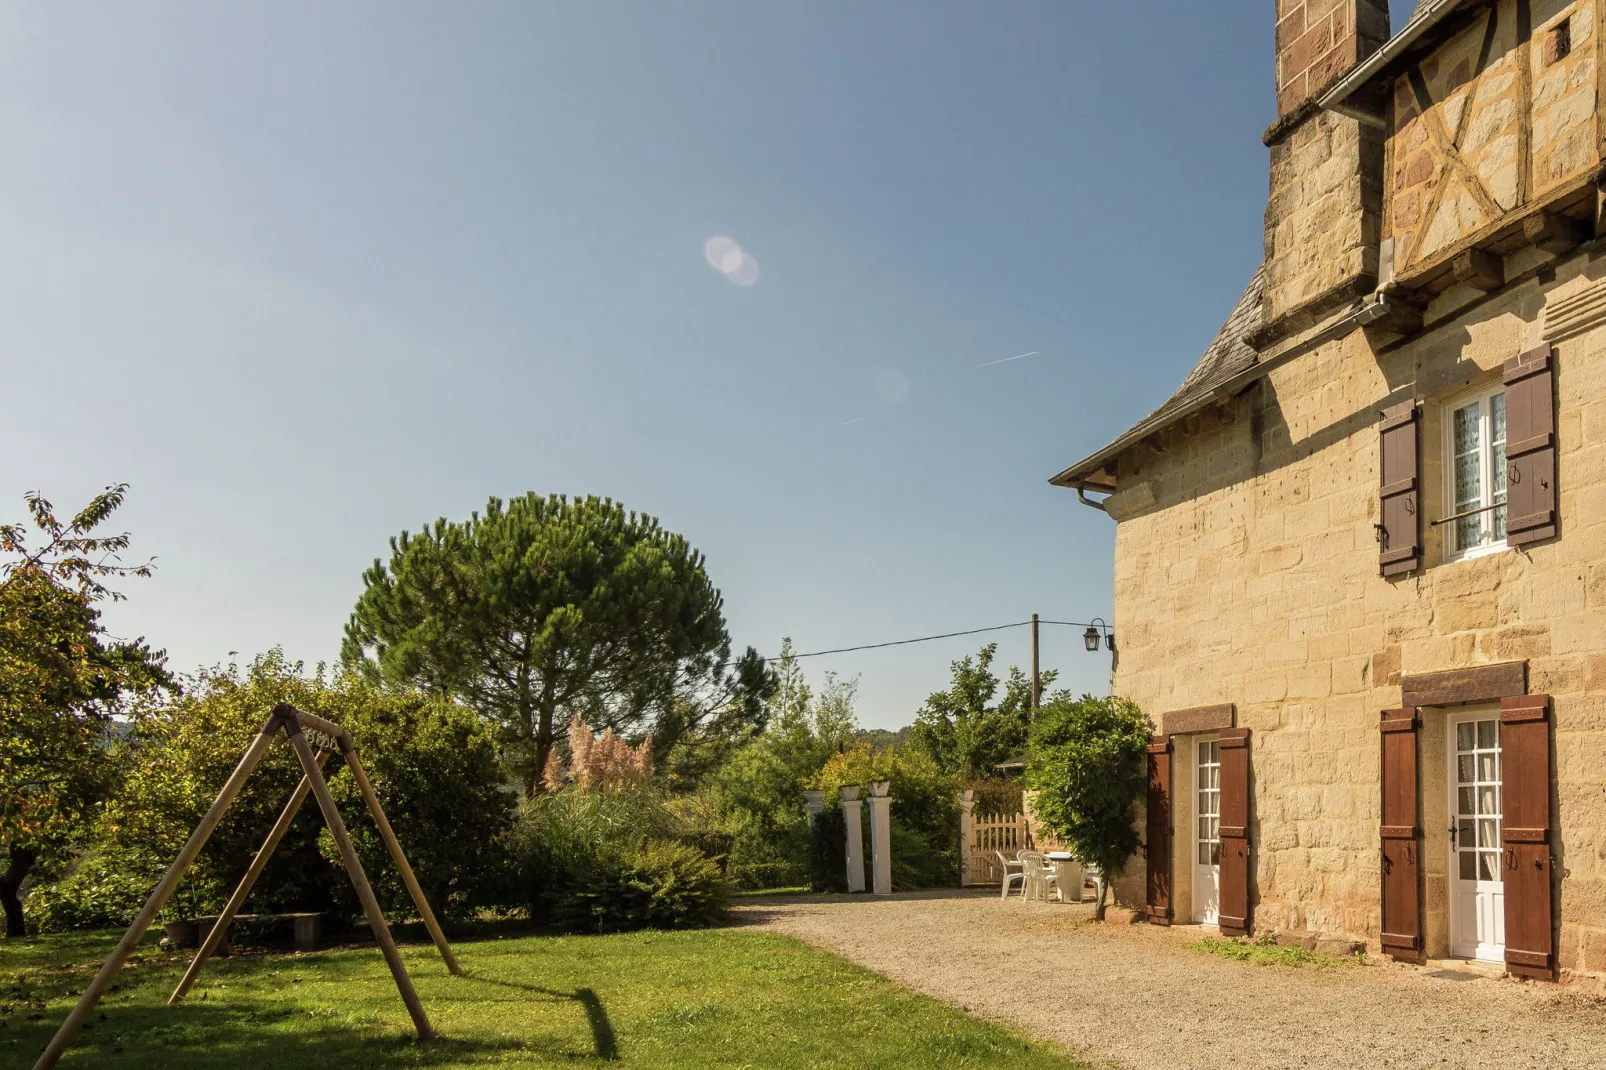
top-left (1444, 385), bottom-right (1508, 560)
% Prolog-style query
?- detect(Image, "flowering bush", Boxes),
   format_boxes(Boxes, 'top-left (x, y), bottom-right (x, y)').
top-left (543, 715), bottom-right (654, 791)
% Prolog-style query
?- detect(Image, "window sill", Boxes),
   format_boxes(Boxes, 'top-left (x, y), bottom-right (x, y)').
top-left (1441, 541), bottom-right (1509, 566)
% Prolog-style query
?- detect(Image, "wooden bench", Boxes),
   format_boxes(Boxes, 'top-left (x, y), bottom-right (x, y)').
top-left (163, 913), bottom-right (321, 952)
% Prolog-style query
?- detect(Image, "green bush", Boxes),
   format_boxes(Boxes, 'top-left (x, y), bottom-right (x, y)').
top-left (27, 651), bottom-right (515, 931)
top-left (555, 841), bottom-right (730, 932)
top-left (25, 848), bottom-right (163, 934)
top-left (813, 745), bottom-right (960, 889)
top-left (510, 785), bottom-right (730, 930)
top-left (727, 860), bottom-right (802, 891)
top-left (1026, 693), bottom-right (1151, 919)
top-left (808, 807), bottom-right (848, 893)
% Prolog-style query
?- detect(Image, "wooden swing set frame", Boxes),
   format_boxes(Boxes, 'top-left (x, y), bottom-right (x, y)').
top-left (33, 703), bottom-right (462, 1070)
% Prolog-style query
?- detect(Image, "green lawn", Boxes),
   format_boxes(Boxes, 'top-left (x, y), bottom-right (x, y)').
top-left (1, 924), bottom-right (1082, 1069)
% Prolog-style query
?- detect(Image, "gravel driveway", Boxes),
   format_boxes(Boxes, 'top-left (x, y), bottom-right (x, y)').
top-left (731, 889), bottom-right (1606, 1070)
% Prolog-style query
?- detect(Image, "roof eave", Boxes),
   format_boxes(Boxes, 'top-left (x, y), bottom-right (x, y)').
top-left (1318, 0), bottom-right (1473, 119)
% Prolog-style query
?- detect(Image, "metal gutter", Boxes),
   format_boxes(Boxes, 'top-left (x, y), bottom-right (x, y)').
top-left (1318, 0), bottom-right (1472, 125)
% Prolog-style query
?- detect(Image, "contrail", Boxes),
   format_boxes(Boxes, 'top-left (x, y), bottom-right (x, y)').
top-left (829, 416), bottom-right (868, 429)
top-left (970, 350), bottom-right (1039, 369)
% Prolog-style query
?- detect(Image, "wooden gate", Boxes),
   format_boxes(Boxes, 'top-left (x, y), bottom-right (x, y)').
top-left (964, 812), bottom-right (1029, 884)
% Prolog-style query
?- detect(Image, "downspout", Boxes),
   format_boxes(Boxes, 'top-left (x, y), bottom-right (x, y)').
top-left (1076, 486), bottom-right (1110, 512)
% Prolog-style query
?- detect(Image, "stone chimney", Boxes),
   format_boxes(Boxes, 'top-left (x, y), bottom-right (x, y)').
top-left (1259, 1), bottom-right (1391, 340)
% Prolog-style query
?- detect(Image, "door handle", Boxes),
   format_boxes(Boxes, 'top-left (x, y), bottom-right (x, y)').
top-left (1505, 847), bottom-right (1516, 871)
top-left (1448, 823), bottom-right (1457, 848)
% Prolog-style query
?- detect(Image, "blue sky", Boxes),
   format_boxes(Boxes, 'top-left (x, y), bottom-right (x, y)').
top-left (0, 4), bottom-right (1419, 730)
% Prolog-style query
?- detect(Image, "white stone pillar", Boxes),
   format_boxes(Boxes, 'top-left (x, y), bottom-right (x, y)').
top-left (803, 789), bottom-right (825, 826)
top-left (839, 786), bottom-right (866, 893)
top-left (868, 780), bottom-right (893, 896)
top-left (957, 789), bottom-right (975, 887)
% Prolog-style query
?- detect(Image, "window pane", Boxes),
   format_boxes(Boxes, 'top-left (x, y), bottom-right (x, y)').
top-left (1460, 850), bottom-right (1477, 880)
top-left (1479, 852), bottom-right (1499, 881)
top-left (1454, 452), bottom-right (1482, 507)
top-left (1459, 818), bottom-right (1475, 847)
top-left (1457, 722), bottom-right (1475, 750)
top-left (1459, 787), bottom-right (1475, 814)
top-left (1209, 817), bottom-right (1219, 841)
top-left (1454, 402), bottom-right (1482, 462)
top-left (1479, 753), bottom-right (1497, 781)
top-left (1477, 719), bottom-right (1497, 749)
top-left (1478, 819), bottom-right (1499, 848)
top-left (1199, 741), bottom-right (1211, 763)
top-left (1208, 767), bottom-right (1219, 789)
top-left (1458, 754), bottom-right (1475, 783)
top-left (1478, 785), bottom-right (1498, 815)
top-left (1210, 842), bottom-right (1220, 865)
top-left (1209, 742), bottom-right (1219, 763)
top-left (1199, 842), bottom-right (1210, 865)
top-left (1199, 817), bottom-right (1211, 841)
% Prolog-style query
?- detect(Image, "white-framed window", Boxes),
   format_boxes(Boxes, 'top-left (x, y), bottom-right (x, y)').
top-left (1442, 383), bottom-right (1507, 561)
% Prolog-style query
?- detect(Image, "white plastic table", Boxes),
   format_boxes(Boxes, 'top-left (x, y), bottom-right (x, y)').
top-left (1045, 852), bottom-right (1085, 902)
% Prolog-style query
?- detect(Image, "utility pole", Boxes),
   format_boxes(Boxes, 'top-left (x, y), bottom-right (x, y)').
top-left (1030, 612), bottom-right (1040, 715)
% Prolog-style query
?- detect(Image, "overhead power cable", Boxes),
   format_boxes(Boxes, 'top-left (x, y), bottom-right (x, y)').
top-left (769, 617), bottom-right (1111, 662)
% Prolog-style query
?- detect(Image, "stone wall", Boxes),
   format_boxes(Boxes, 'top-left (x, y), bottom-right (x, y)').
top-left (1264, 109), bottom-right (1385, 332)
top-left (1264, 1), bottom-right (1386, 338)
top-left (1105, 255), bottom-right (1606, 982)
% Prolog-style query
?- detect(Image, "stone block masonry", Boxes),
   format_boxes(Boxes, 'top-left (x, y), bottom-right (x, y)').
top-left (1106, 257), bottom-right (1606, 980)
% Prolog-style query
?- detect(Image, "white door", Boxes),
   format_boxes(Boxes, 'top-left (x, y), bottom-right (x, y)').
top-left (1448, 710), bottom-right (1505, 963)
top-left (1193, 736), bottom-right (1220, 926)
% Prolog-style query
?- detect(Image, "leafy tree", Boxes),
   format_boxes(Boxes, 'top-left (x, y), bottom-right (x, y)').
top-left (54, 651), bottom-right (512, 930)
top-left (1025, 694), bottom-right (1152, 920)
top-left (0, 487), bottom-right (170, 937)
top-left (708, 640), bottom-right (858, 887)
top-left (341, 494), bottom-right (775, 794)
top-left (908, 643), bottom-right (1057, 778)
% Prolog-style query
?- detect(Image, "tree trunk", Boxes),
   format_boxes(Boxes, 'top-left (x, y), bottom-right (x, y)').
top-left (1, 844), bottom-right (38, 937)
top-left (528, 676), bottom-right (558, 796)
top-left (1093, 872), bottom-right (1109, 922)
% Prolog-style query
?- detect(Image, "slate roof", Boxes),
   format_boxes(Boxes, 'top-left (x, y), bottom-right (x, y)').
top-left (1049, 264), bottom-right (1265, 489)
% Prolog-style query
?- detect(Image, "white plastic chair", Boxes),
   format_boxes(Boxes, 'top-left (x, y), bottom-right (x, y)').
top-left (996, 850), bottom-right (1025, 900)
top-left (1084, 861), bottom-right (1105, 905)
top-left (1020, 851), bottom-right (1059, 903)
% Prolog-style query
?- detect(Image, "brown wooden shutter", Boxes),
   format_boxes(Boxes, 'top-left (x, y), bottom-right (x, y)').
top-left (1501, 694), bottom-right (1555, 979)
top-left (1378, 401), bottom-right (1421, 576)
top-left (1379, 708), bottom-right (1423, 962)
top-left (1218, 727), bottom-right (1253, 937)
top-left (1503, 345), bottom-right (1557, 546)
top-left (1145, 735), bottom-right (1173, 926)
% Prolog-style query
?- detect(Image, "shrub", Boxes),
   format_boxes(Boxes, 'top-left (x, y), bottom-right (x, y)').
top-left (24, 847), bottom-right (164, 934)
top-left (29, 651), bottom-right (514, 931)
top-left (509, 786), bottom-right (730, 930)
top-left (808, 806), bottom-right (848, 893)
top-left (727, 860), bottom-right (800, 891)
top-left (555, 841), bottom-right (730, 932)
top-left (813, 744), bottom-right (960, 889)
top-left (1026, 694), bottom-right (1151, 920)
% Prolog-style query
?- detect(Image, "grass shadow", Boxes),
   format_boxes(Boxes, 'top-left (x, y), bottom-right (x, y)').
top-left (459, 974), bottom-right (617, 1060)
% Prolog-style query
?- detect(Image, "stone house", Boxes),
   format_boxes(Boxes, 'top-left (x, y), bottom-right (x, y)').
top-left (1051, 0), bottom-right (1606, 982)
